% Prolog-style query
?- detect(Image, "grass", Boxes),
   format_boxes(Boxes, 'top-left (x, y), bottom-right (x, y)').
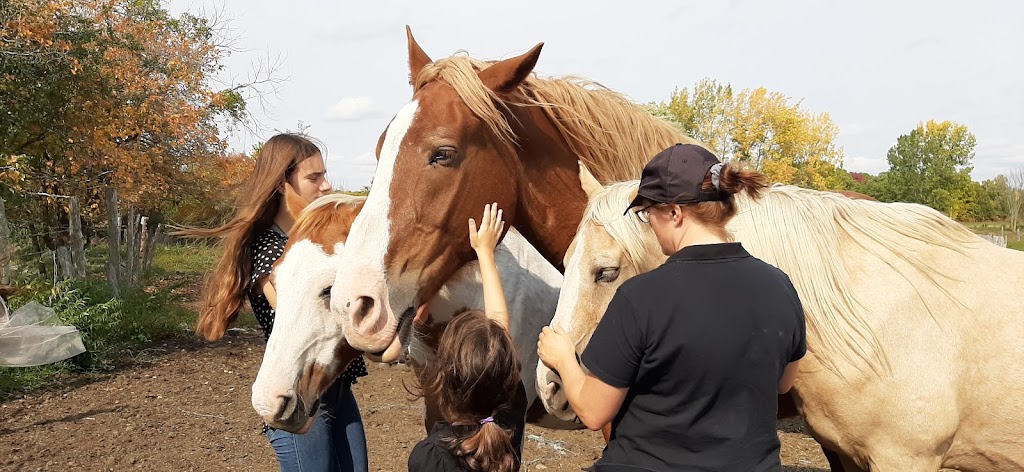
top-left (963, 221), bottom-right (1023, 251)
top-left (0, 243), bottom-right (220, 399)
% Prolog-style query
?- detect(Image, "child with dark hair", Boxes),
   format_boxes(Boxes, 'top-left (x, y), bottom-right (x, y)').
top-left (408, 203), bottom-right (526, 472)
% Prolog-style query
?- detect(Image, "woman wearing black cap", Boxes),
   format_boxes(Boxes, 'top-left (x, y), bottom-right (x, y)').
top-left (538, 144), bottom-right (807, 472)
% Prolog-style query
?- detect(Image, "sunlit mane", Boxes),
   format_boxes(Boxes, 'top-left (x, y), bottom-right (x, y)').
top-left (414, 55), bottom-right (702, 182)
top-left (585, 182), bottom-right (984, 376)
top-left (290, 193), bottom-right (366, 241)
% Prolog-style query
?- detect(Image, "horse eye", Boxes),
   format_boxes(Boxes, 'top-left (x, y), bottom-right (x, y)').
top-left (595, 267), bottom-right (620, 283)
top-left (319, 286), bottom-right (332, 299)
top-left (429, 146), bottom-right (457, 165)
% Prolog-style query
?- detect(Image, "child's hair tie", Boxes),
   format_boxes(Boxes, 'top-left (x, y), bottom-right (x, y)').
top-left (479, 416), bottom-right (495, 425)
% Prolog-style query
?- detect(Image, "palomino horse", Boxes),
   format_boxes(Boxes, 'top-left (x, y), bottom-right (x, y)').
top-left (332, 27), bottom-right (701, 360)
top-left (250, 189), bottom-right (574, 433)
top-left (539, 164), bottom-right (1024, 472)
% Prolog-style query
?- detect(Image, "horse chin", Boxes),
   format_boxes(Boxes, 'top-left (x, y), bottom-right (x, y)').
top-left (367, 306), bottom-right (416, 364)
top-left (263, 397), bottom-right (320, 434)
top-left (368, 334), bottom-right (404, 364)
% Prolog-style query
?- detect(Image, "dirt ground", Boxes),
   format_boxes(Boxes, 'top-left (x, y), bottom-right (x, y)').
top-left (0, 329), bottom-right (831, 472)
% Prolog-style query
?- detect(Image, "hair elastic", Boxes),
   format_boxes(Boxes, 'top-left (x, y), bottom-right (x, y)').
top-left (709, 163), bottom-right (725, 191)
top-left (479, 416), bottom-right (495, 425)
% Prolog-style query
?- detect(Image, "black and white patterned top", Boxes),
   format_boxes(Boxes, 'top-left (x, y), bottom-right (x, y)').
top-left (247, 225), bottom-right (368, 385)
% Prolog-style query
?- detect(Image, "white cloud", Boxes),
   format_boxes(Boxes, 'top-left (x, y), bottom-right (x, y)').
top-left (325, 96), bottom-right (375, 121)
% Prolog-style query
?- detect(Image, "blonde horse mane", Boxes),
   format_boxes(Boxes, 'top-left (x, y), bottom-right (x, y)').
top-left (414, 55), bottom-right (702, 182)
top-left (580, 180), bottom-right (659, 272)
top-left (585, 182), bottom-right (985, 377)
top-left (290, 193), bottom-right (366, 241)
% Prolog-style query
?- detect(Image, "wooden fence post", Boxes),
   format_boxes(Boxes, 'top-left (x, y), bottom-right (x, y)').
top-left (106, 188), bottom-right (121, 297)
top-left (123, 207), bottom-right (136, 285)
top-left (0, 197), bottom-right (10, 285)
top-left (69, 196), bottom-right (86, 278)
top-left (55, 246), bottom-right (73, 281)
top-left (141, 220), bottom-right (162, 276)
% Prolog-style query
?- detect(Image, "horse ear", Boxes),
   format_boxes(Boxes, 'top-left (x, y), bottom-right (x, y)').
top-left (578, 161), bottom-right (603, 199)
top-left (283, 183), bottom-right (309, 220)
top-left (478, 42), bottom-right (543, 95)
top-left (406, 25), bottom-right (432, 87)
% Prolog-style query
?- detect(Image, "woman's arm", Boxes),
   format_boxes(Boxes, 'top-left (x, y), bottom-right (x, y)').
top-left (779, 359), bottom-right (801, 394)
top-left (254, 276), bottom-right (278, 310)
top-left (538, 326), bottom-right (627, 430)
top-left (468, 203), bottom-right (509, 331)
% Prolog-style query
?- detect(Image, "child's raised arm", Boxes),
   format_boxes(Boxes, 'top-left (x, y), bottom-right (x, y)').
top-left (468, 203), bottom-right (510, 331)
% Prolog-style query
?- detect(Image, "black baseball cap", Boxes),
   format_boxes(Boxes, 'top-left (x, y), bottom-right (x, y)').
top-left (624, 143), bottom-right (726, 214)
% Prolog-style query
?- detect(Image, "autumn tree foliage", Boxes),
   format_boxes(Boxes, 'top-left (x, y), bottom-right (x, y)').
top-left (0, 0), bottom-right (248, 260)
top-left (649, 78), bottom-right (850, 191)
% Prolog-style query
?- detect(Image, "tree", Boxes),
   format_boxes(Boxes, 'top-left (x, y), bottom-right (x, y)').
top-left (1007, 169), bottom-right (1024, 231)
top-left (651, 78), bottom-right (846, 190)
top-left (883, 120), bottom-right (976, 218)
top-left (0, 0), bottom-right (259, 279)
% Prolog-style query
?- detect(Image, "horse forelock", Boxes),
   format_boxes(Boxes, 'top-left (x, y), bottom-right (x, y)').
top-left (580, 180), bottom-right (657, 273)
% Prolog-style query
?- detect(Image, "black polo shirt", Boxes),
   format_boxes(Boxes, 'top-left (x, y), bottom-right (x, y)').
top-left (580, 242), bottom-right (806, 472)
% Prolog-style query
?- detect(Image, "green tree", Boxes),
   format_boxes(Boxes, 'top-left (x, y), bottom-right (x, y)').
top-left (884, 120), bottom-right (976, 217)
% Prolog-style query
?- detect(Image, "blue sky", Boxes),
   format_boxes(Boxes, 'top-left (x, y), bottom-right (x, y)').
top-left (168, 0), bottom-right (1023, 190)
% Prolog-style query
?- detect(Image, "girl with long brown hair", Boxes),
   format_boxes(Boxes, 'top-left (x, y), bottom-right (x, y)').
top-left (176, 133), bottom-right (368, 472)
top-left (408, 203), bottom-right (527, 472)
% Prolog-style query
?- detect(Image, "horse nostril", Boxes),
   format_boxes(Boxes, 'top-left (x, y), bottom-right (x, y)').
top-left (350, 296), bottom-right (375, 325)
top-left (550, 381), bottom-right (561, 396)
top-left (275, 394), bottom-right (299, 421)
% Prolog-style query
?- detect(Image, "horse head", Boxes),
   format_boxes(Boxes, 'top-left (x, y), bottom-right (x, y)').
top-left (251, 187), bottom-right (365, 433)
top-left (537, 164), bottom-right (664, 421)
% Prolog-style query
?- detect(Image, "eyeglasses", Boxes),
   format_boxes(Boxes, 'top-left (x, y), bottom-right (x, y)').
top-left (633, 203), bottom-right (667, 224)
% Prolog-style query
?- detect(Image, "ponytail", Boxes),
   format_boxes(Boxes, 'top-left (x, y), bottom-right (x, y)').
top-left (685, 162), bottom-right (769, 229)
top-left (714, 163), bottom-right (768, 199)
top-left (449, 420), bottom-right (518, 472)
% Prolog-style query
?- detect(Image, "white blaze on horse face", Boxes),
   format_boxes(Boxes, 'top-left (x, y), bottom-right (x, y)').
top-left (252, 240), bottom-right (345, 421)
top-left (536, 227), bottom-right (590, 422)
top-left (539, 222), bottom-right (628, 421)
top-left (333, 101), bottom-right (420, 354)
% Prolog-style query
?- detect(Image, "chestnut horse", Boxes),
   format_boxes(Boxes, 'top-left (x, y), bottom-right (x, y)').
top-left (330, 27), bottom-right (849, 467)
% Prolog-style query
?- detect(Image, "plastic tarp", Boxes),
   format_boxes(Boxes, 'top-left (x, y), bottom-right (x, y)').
top-left (0, 298), bottom-right (86, 367)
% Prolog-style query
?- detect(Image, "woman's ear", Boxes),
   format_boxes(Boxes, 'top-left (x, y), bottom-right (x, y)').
top-left (669, 204), bottom-right (685, 225)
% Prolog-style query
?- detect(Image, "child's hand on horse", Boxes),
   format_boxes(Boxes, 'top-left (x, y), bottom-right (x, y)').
top-left (469, 202), bottom-right (505, 257)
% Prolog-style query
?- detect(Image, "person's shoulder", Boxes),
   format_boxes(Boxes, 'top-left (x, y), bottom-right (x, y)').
top-left (408, 431), bottom-right (461, 472)
top-left (615, 262), bottom-right (675, 299)
top-left (253, 227), bottom-right (287, 250)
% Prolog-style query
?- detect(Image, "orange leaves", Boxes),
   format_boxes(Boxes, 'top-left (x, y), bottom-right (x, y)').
top-left (3, 0), bottom-right (240, 218)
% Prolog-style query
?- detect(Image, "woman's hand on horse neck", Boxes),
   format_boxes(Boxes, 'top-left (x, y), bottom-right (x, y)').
top-left (469, 203), bottom-right (510, 331)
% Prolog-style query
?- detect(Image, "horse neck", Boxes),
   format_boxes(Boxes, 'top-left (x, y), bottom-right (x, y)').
top-left (510, 106), bottom-right (589, 271)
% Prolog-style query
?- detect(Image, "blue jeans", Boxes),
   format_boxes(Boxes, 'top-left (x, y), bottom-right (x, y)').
top-left (265, 380), bottom-right (368, 472)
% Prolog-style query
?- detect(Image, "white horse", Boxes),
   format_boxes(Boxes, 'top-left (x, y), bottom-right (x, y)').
top-left (250, 191), bottom-right (577, 433)
top-left (538, 164), bottom-right (1024, 472)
